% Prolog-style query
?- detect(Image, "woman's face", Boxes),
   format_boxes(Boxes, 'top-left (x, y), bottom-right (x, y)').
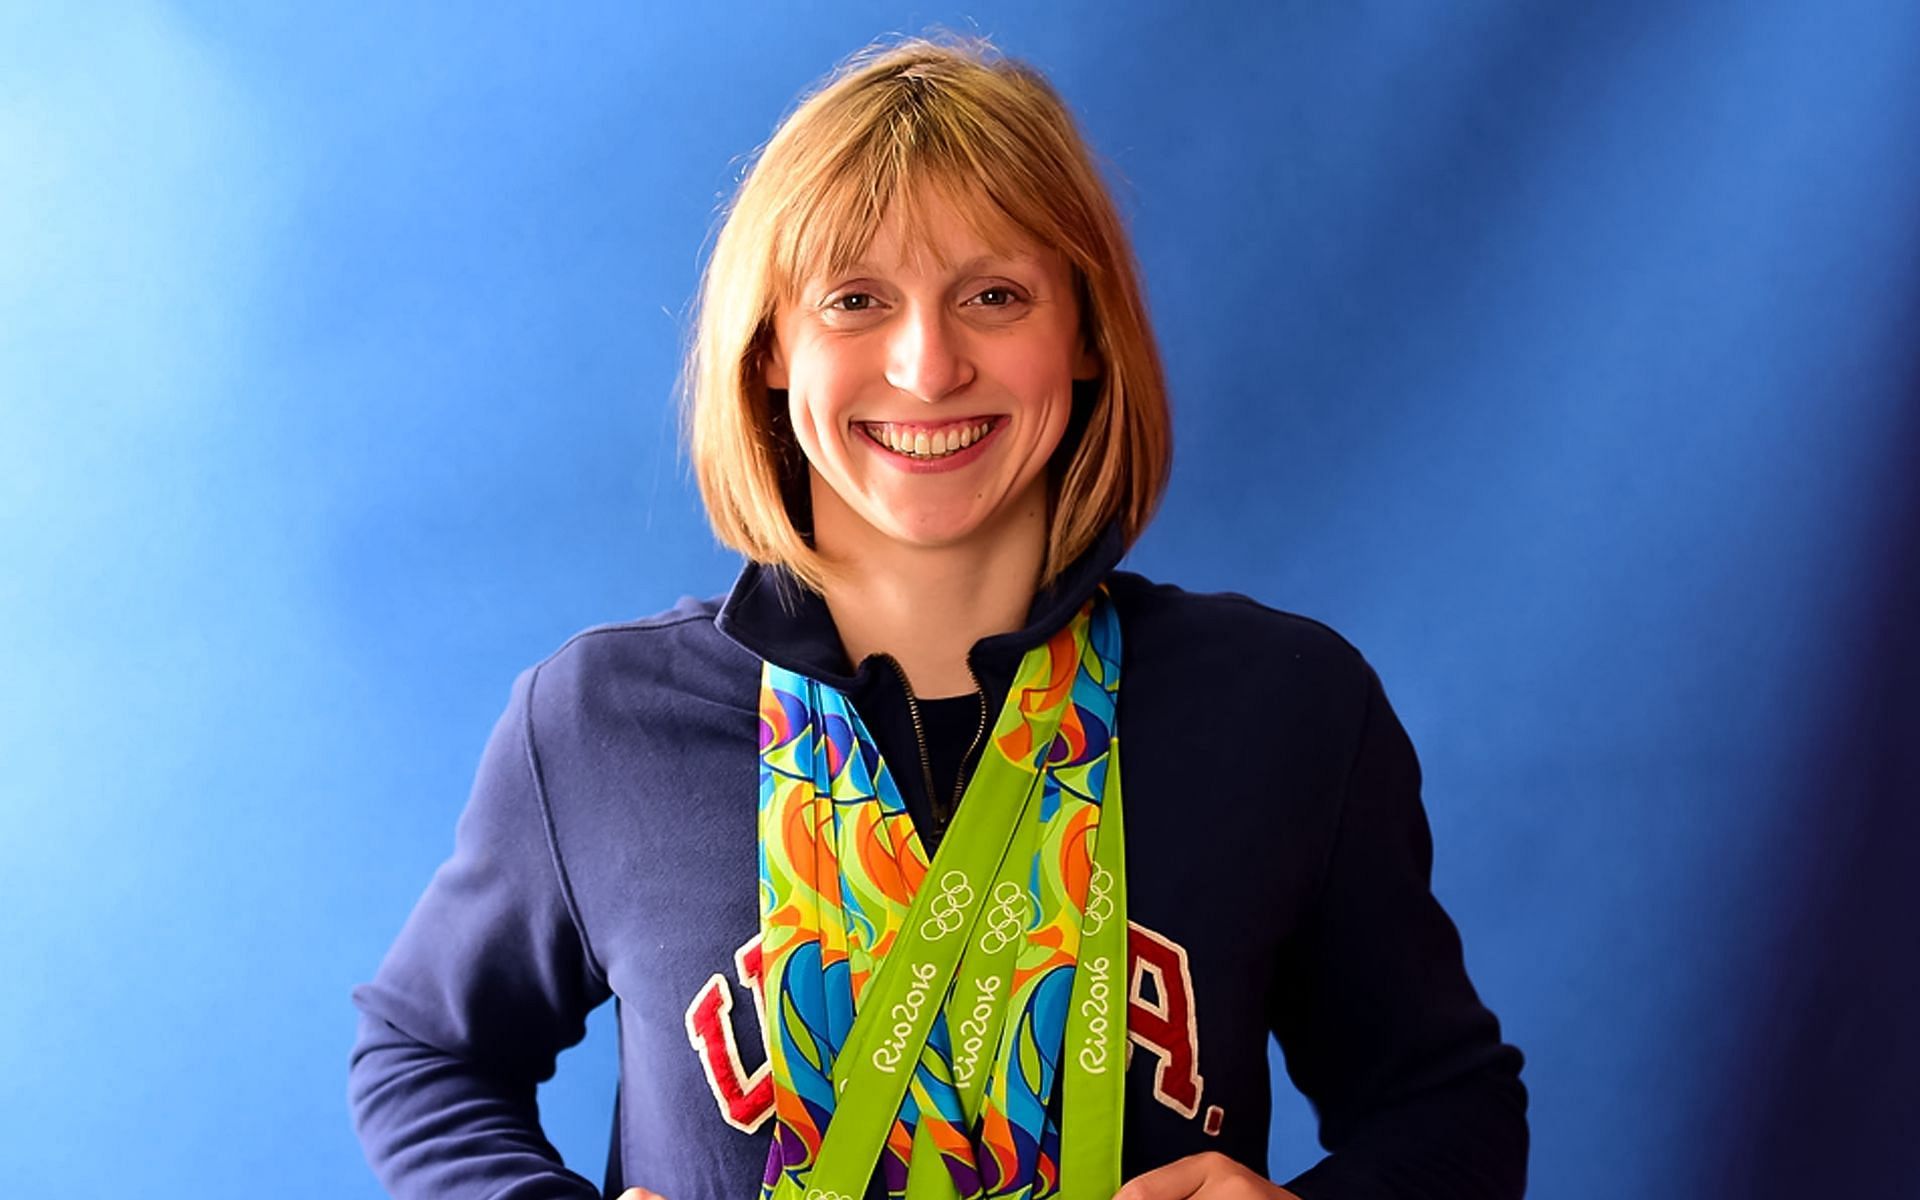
top-left (766, 189), bottom-right (1098, 563)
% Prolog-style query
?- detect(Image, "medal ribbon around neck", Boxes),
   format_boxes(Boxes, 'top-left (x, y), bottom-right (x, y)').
top-left (756, 588), bottom-right (1127, 1200)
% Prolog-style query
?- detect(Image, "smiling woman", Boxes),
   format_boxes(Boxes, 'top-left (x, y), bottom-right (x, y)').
top-left (766, 190), bottom-right (1095, 565)
top-left (349, 34), bottom-right (1527, 1200)
top-left (762, 188), bottom-right (1102, 696)
top-left (685, 39), bottom-right (1170, 606)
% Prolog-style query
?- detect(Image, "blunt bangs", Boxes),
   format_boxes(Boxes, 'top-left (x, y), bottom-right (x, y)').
top-left (765, 88), bottom-right (1094, 304)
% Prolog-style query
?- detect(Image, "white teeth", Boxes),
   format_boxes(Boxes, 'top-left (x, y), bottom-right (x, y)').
top-left (865, 419), bottom-right (994, 459)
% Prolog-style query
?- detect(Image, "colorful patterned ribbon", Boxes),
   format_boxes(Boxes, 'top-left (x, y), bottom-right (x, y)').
top-left (756, 589), bottom-right (1127, 1200)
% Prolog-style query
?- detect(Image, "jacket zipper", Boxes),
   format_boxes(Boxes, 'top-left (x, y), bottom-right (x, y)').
top-left (882, 655), bottom-right (988, 835)
top-left (951, 658), bottom-right (988, 824)
top-left (883, 656), bottom-right (941, 834)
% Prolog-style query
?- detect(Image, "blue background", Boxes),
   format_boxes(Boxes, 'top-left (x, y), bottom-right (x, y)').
top-left (3, 2), bottom-right (1916, 1196)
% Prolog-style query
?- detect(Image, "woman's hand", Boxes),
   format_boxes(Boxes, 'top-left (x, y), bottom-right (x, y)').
top-left (610, 1155), bottom-right (1299, 1200)
top-left (1114, 1151), bottom-right (1303, 1199)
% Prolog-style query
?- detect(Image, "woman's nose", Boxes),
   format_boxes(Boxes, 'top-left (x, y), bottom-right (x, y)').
top-left (884, 304), bottom-right (974, 402)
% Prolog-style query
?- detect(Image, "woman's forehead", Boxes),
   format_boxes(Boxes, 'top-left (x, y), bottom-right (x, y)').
top-left (783, 181), bottom-right (1058, 287)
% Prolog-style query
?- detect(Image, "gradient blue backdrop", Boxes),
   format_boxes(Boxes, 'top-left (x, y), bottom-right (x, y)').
top-left (3, 3), bottom-right (1916, 1197)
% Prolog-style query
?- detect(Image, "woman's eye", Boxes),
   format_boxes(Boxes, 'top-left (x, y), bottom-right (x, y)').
top-left (974, 287), bottom-right (1019, 307)
top-left (827, 292), bottom-right (877, 312)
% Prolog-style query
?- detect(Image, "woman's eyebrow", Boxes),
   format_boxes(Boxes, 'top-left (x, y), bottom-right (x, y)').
top-left (947, 253), bottom-right (1039, 275)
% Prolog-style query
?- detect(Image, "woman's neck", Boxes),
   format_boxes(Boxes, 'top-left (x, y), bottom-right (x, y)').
top-left (813, 494), bottom-right (1047, 700)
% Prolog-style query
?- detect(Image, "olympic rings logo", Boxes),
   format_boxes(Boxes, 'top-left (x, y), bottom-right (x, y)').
top-left (806, 1190), bottom-right (854, 1200)
top-left (978, 881), bottom-right (1031, 955)
top-left (919, 870), bottom-right (975, 940)
top-left (1082, 864), bottom-right (1116, 935)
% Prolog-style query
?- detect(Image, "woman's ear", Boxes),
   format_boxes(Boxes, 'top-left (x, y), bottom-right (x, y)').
top-left (1072, 335), bottom-right (1102, 382)
top-left (764, 340), bottom-right (789, 390)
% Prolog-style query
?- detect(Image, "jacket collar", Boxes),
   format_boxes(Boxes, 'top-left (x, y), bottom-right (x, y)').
top-left (714, 520), bottom-right (1128, 692)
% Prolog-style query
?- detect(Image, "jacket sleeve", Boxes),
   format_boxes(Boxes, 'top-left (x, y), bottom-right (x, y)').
top-left (1271, 665), bottom-right (1529, 1200)
top-left (348, 665), bottom-right (614, 1199)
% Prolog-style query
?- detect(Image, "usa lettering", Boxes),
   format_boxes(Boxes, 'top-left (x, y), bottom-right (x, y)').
top-left (683, 938), bottom-right (772, 1132)
top-left (1126, 923), bottom-right (1205, 1118)
top-left (687, 922), bottom-right (1208, 1129)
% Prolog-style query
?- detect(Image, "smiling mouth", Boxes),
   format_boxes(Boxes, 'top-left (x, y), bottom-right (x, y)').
top-left (857, 417), bottom-right (1000, 460)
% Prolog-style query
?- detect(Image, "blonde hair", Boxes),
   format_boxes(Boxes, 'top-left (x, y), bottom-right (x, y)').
top-left (684, 34), bottom-right (1172, 592)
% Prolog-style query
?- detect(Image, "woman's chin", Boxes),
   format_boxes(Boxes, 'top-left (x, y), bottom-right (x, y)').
top-left (809, 472), bottom-right (1048, 563)
top-left (871, 514), bottom-right (991, 553)
top-left (829, 505), bottom-right (1002, 558)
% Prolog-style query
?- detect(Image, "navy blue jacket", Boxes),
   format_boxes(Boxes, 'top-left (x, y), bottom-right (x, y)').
top-left (349, 525), bottom-right (1527, 1198)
